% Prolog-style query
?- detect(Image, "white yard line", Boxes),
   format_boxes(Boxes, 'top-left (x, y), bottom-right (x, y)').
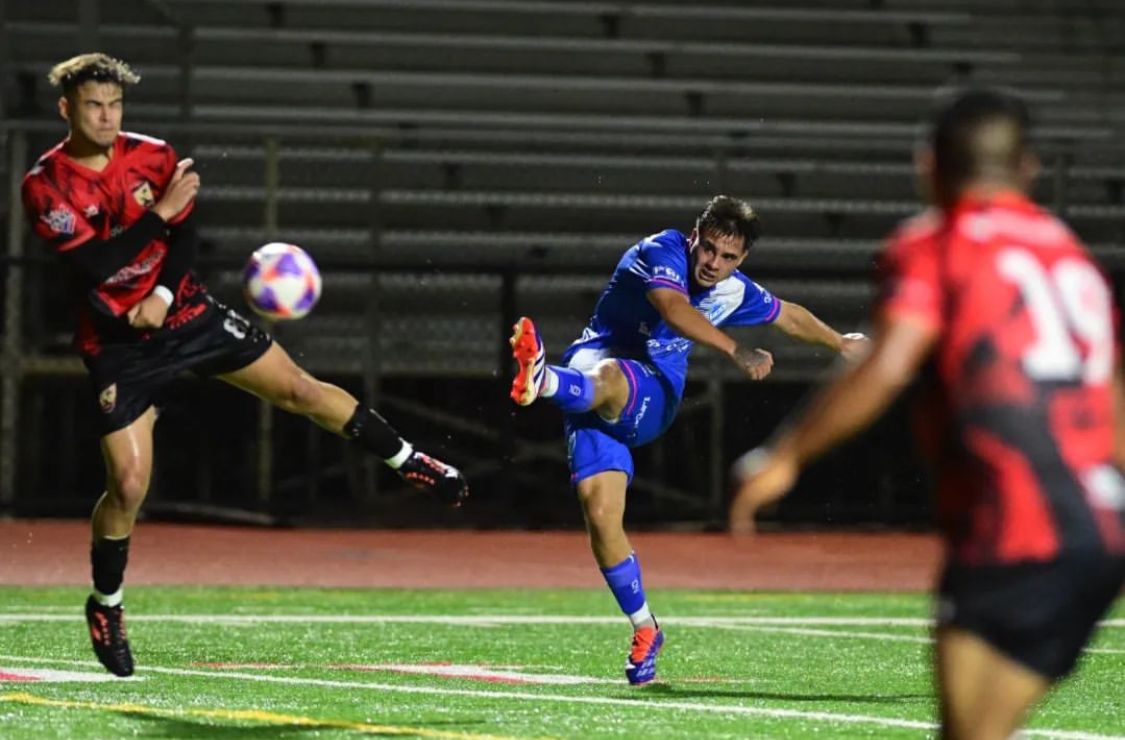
top-left (716, 624), bottom-right (934, 643)
top-left (0, 654), bottom-right (1120, 739)
top-left (0, 614), bottom-right (935, 625)
top-left (0, 613), bottom-right (1121, 627)
top-left (2, 614), bottom-right (1121, 632)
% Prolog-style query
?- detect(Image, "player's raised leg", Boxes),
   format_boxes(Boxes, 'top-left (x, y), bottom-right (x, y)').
top-left (577, 469), bottom-right (663, 685)
top-left (218, 342), bottom-right (467, 505)
top-left (935, 627), bottom-right (1049, 740)
top-left (87, 405), bottom-right (158, 677)
top-left (509, 317), bottom-right (630, 419)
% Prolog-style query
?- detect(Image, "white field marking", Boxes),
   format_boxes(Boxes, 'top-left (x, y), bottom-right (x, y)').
top-left (1084, 648), bottom-right (1125, 655)
top-left (334, 663), bottom-right (618, 685)
top-left (1, 655), bottom-right (1122, 740)
top-left (716, 625), bottom-right (933, 644)
top-left (0, 653), bottom-right (933, 734)
top-left (0, 667), bottom-right (143, 683)
top-left (0, 614), bottom-right (935, 626)
top-left (2, 613), bottom-right (1121, 628)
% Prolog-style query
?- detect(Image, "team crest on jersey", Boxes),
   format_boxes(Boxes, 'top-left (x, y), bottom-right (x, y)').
top-left (132, 181), bottom-right (155, 208)
top-left (98, 384), bottom-right (117, 414)
top-left (40, 206), bottom-right (75, 235)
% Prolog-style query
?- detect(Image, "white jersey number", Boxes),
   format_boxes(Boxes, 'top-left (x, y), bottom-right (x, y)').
top-left (997, 249), bottom-right (1113, 384)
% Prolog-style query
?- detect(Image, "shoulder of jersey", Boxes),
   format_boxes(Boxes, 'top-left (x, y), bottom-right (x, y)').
top-left (889, 208), bottom-right (942, 248)
top-left (23, 142), bottom-right (68, 184)
top-left (953, 200), bottom-right (1076, 252)
top-left (120, 130), bottom-right (170, 154)
top-left (643, 229), bottom-right (688, 254)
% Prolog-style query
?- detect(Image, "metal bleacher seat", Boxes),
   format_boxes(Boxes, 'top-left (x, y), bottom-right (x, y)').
top-left (5, 0), bottom-right (1124, 381)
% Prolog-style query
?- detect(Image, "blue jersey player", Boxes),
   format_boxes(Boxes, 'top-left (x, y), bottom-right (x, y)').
top-left (509, 196), bottom-right (868, 685)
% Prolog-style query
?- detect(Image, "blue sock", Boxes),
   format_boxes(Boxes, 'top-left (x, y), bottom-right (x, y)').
top-left (601, 552), bottom-right (653, 627)
top-left (543, 366), bottom-right (596, 413)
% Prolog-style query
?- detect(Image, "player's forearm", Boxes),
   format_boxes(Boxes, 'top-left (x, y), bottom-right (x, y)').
top-left (155, 213), bottom-right (199, 295)
top-left (67, 211), bottom-right (167, 283)
top-left (662, 300), bottom-right (737, 356)
top-left (775, 301), bottom-right (842, 352)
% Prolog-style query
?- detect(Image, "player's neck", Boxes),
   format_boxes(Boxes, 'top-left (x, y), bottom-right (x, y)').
top-left (945, 180), bottom-right (1024, 210)
top-left (64, 133), bottom-right (114, 172)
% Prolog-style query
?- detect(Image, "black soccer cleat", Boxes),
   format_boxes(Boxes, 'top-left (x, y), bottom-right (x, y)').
top-left (85, 595), bottom-right (135, 677)
top-left (397, 450), bottom-right (469, 507)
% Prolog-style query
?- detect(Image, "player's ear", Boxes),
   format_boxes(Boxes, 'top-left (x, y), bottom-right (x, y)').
top-left (57, 95), bottom-right (70, 123)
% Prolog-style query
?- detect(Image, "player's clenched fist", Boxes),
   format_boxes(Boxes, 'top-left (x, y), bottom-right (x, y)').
top-left (731, 345), bottom-right (773, 380)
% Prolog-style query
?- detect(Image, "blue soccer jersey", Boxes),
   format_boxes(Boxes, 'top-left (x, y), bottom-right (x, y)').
top-left (561, 229), bottom-right (780, 399)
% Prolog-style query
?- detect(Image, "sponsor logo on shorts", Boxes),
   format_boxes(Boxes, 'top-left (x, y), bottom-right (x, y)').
top-left (634, 395), bottom-right (651, 428)
top-left (98, 384), bottom-right (117, 414)
top-left (132, 181), bottom-right (155, 208)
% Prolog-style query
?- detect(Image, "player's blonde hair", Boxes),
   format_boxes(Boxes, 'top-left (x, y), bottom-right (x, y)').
top-left (48, 53), bottom-right (140, 95)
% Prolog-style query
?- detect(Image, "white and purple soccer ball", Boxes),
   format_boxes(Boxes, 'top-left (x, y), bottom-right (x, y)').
top-left (242, 242), bottom-right (322, 320)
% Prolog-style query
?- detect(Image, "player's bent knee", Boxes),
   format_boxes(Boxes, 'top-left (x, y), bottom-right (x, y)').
top-left (584, 506), bottom-right (625, 537)
top-left (576, 483), bottom-right (624, 533)
top-left (593, 360), bottom-right (627, 392)
top-left (106, 466), bottom-right (150, 511)
top-left (591, 360), bottom-right (630, 415)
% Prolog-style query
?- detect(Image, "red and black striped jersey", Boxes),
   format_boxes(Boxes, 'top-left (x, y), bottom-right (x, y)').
top-left (21, 132), bottom-right (211, 356)
top-left (879, 190), bottom-right (1125, 565)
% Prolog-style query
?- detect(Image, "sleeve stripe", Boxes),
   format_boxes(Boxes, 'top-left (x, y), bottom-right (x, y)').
top-left (648, 278), bottom-right (688, 293)
top-left (764, 297), bottom-right (782, 323)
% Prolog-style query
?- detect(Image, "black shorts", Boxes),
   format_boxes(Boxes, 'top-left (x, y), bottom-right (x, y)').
top-left (83, 297), bottom-right (273, 435)
top-left (937, 554), bottom-right (1125, 680)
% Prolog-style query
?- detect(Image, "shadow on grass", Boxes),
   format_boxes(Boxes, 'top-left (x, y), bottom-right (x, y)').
top-left (640, 683), bottom-right (931, 704)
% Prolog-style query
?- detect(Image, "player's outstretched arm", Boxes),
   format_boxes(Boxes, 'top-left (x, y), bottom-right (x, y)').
top-left (728, 313), bottom-right (936, 533)
top-left (648, 287), bottom-right (773, 380)
top-left (772, 300), bottom-right (868, 360)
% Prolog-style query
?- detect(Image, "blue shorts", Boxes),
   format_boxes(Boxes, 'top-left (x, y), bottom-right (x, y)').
top-left (564, 359), bottom-right (679, 485)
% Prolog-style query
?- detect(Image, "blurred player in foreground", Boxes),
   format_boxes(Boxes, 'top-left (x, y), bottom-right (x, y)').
top-left (510, 195), bottom-right (867, 684)
top-left (730, 89), bottom-right (1125, 739)
top-left (21, 53), bottom-right (468, 677)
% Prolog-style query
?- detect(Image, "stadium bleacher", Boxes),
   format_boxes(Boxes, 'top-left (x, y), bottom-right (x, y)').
top-left (3, 0), bottom-right (1123, 382)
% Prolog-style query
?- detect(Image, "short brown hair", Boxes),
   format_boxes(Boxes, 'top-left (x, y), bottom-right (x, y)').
top-left (929, 87), bottom-right (1030, 193)
top-left (696, 195), bottom-right (761, 250)
top-left (48, 53), bottom-right (140, 96)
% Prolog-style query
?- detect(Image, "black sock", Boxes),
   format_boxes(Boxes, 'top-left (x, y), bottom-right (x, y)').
top-left (91, 536), bottom-right (130, 596)
top-left (343, 404), bottom-right (406, 460)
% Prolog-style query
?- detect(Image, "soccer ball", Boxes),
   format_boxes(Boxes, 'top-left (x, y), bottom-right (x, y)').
top-left (242, 242), bottom-right (322, 320)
